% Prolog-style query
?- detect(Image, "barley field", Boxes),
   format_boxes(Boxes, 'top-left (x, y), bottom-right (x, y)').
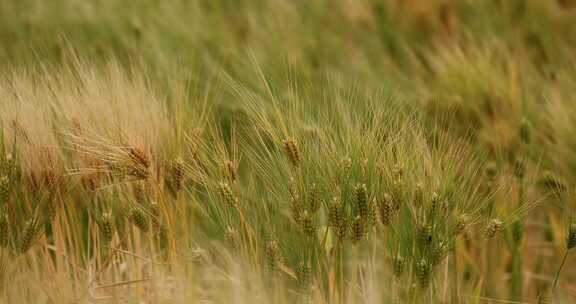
top-left (1, 1), bottom-right (576, 303)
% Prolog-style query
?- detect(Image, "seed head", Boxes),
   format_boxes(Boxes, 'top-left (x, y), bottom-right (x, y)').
top-left (379, 195), bottom-right (393, 226)
top-left (432, 241), bottom-right (449, 266)
top-left (0, 211), bottom-right (9, 248)
top-left (351, 215), bottom-right (365, 244)
top-left (266, 241), bottom-right (281, 271)
top-left (282, 138), bottom-right (300, 167)
top-left (369, 199), bottom-right (377, 228)
top-left (416, 259), bottom-right (432, 289)
top-left (291, 195), bottom-right (303, 225)
top-left (540, 171), bottom-right (567, 193)
top-left (301, 211), bottom-right (315, 238)
top-left (452, 214), bottom-right (468, 236)
top-left (335, 217), bottom-right (347, 243)
top-left (170, 157), bottom-right (185, 192)
top-left (567, 223), bottom-right (576, 250)
top-left (125, 147), bottom-right (150, 179)
top-left (431, 193), bottom-right (447, 216)
top-left (354, 183), bottom-right (368, 223)
top-left (485, 218), bottom-right (503, 239)
top-left (129, 206), bottom-right (149, 232)
top-left (297, 260), bottom-right (311, 293)
top-left (221, 159), bottom-right (235, 182)
top-left (308, 183), bottom-right (320, 213)
top-left (0, 176), bottom-right (9, 204)
top-left (218, 181), bottom-right (238, 208)
top-left (329, 197), bottom-right (342, 228)
top-left (329, 197), bottom-right (346, 239)
top-left (18, 217), bottom-right (43, 254)
top-left (149, 201), bottom-right (163, 228)
top-left (127, 147), bottom-right (150, 168)
top-left (416, 224), bottom-right (433, 247)
top-left (392, 255), bottom-right (405, 277)
top-left (98, 212), bottom-right (115, 243)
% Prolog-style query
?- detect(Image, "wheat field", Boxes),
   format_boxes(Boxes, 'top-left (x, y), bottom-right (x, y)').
top-left (0, 1), bottom-right (576, 303)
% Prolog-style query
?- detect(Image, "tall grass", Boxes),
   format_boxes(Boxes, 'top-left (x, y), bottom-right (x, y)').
top-left (0, 0), bottom-right (576, 303)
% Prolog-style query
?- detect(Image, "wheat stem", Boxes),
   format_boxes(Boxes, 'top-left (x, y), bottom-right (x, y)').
top-left (552, 250), bottom-right (569, 291)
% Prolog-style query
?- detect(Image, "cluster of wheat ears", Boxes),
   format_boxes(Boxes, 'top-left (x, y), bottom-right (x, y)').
top-left (0, 60), bottom-right (573, 304)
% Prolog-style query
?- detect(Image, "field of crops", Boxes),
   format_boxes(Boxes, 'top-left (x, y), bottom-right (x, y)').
top-left (1, 1), bottom-right (576, 303)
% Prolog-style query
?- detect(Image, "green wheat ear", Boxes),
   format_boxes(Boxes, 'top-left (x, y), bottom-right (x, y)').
top-left (18, 216), bottom-right (43, 254)
top-left (223, 160), bottom-right (236, 183)
top-left (128, 206), bottom-right (150, 233)
top-left (308, 183), bottom-right (320, 213)
top-left (329, 197), bottom-right (346, 242)
top-left (0, 175), bottom-right (9, 205)
top-left (392, 254), bottom-right (406, 277)
top-left (568, 223), bottom-right (576, 250)
top-left (368, 198), bottom-right (377, 228)
top-left (432, 241), bottom-right (450, 266)
top-left (291, 194), bottom-right (303, 225)
top-left (0, 210), bottom-right (9, 248)
top-left (301, 211), bottom-right (315, 238)
top-left (98, 212), bottom-right (115, 243)
top-left (416, 258), bottom-right (432, 289)
top-left (351, 215), bottom-right (364, 245)
top-left (296, 260), bottom-right (311, 293)
top-left (379, 194), bottom-right (393, 226)
top-left (416, 223), bottom-right (433, 248)
top-left (354, 183), bottom-right (368, 218)
top-left (218, 181), bottom-right (238, 208)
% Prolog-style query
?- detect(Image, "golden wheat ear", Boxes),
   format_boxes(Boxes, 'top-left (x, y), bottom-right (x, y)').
top-left (282, 138), bottom-right (300, 167)
top-left (265, 240), bottom-right (281, 272)
top-left (485, 218), bottom-right (503, 239)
